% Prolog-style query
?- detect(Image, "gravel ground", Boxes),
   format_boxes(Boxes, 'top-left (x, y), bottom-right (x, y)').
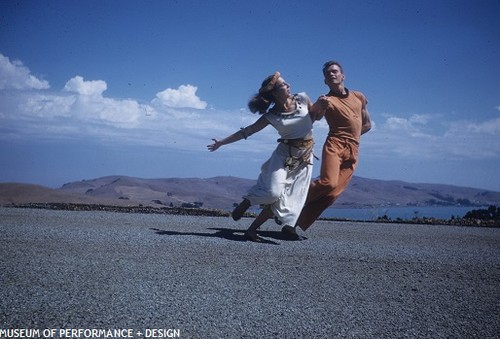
top-left (1, 207), bottom-right (499, 338)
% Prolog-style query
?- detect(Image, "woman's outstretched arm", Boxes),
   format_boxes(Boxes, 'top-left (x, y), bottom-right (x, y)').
top-left (207, 115), bottom-right (270, 152)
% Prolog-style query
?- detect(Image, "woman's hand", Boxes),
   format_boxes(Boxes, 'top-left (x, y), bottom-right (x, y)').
top-left (316, 95), bottom-right (330, 109)
top-left (207, 139), bottom-right (222, 152)
top-left (309, 95), bottom-right (328, 121)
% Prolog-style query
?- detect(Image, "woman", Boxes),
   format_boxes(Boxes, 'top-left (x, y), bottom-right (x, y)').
top-left (208, 72), bottom-right (315, 242)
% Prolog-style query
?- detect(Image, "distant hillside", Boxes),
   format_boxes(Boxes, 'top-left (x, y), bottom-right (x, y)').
top-left (0, 182), bottom-right (137, 207)
top-left (58, 176), bottom-right (255, 209)
top-left (334, 177), bottom-right (500, 208)
top-left (1, 175), bottom-right (498, 211)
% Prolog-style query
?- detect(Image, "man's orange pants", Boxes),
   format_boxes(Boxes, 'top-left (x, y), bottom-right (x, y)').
top-left (297, 136), bottom-right (359, 231)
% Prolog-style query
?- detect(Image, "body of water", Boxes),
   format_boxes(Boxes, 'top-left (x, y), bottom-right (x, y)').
top-left (321, 206), bottom-right (486, 221)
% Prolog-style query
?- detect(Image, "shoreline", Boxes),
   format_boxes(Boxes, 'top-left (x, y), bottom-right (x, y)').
top-left (2, 202), bottom-right (230, 217)
top-left (3, 202), bottom-right (499, 227)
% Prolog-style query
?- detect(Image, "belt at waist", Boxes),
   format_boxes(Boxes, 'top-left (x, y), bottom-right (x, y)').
top-left (277, 138), bottom-right (314, 148)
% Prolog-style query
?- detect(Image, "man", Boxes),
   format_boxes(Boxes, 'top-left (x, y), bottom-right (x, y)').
top-left (282, 60), bottom-right (372, 238)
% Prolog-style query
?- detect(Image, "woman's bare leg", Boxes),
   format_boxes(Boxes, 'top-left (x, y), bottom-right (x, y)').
top-left (244, 206), bottom-right (273, 242)
top-left (232, 198), bottom-right (251, 221)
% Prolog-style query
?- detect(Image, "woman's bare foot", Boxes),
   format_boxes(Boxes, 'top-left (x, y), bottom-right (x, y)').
top-left (232, 199), bottom-right (251, 221)
top-left (244, 230), bottom-right (264, 242)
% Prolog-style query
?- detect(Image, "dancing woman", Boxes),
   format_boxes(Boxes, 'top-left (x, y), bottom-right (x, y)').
top-left (208, 72), bottom-right (315, 242)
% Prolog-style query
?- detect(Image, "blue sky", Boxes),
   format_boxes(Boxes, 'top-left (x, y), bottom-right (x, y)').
top-left (1, 0), bottom-right (499, 191)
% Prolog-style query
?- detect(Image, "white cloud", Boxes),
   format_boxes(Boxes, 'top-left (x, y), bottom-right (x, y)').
top-left (385, 116), bottom-right (413, 131)
top-left (73, 95), bottom-right (142, 124)
top-left (467, 117), bottom-right (500, 135)
top-left (385, 114), bottom-right (432, 133)
top-left (4, 76), bottom-right (142, 125)
top-left (0, 53), bottom-right (50, 90)
top-left (19, 92), bottom-right (76, 118)
top-left (445, 117), bottom-right (500, 136)
top-left (64, 76), bottom-right (107, 96)
top-left (1, 53), bottom-right (498, 166)
top-left (154, 84), bottom-right (207, 109)
top-left (0, 54), bottom-right (229, 149)
top-left (0, 53), bottom-right (325, 155)
top-left (363, 113), bottom-right (500, 161)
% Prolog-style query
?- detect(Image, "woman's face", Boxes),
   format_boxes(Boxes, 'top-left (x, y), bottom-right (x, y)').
top-left (273, 77), bottom-right (291, 99)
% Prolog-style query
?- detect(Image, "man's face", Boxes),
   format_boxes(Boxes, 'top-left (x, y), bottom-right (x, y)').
top-left (323, 64), bottom-right (344, 87)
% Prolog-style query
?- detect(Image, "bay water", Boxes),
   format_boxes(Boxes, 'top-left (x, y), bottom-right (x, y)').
top-left (321, 206), bottom-right (485, 221)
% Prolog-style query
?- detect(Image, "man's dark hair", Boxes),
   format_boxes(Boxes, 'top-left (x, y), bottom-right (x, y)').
top-left (322, 60), bottom-right (344, 75)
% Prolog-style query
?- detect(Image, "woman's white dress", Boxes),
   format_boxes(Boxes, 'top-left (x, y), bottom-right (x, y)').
top-left (244, 92), bottom-right (314, 226)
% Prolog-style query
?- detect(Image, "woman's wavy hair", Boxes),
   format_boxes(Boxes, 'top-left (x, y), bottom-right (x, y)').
top-left (248, 72), bottom-right (280, 114)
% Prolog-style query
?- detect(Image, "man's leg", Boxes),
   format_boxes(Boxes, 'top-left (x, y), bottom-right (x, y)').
top-left (296, 139), bottom-right (342, 230)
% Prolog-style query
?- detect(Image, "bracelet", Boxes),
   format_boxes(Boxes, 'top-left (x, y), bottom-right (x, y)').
top-left (240, 127), bottom-right (248, 140)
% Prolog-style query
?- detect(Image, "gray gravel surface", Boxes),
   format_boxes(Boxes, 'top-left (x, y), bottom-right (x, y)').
top-left (1, 207), bottom-right (499, 338)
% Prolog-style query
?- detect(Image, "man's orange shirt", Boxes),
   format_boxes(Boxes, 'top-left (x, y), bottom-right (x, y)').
top-left (321, 89), bottom-right (367, 144)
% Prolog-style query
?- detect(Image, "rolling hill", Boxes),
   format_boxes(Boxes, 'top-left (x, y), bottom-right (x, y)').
top-left (1, 175), bottom-right (499, 210)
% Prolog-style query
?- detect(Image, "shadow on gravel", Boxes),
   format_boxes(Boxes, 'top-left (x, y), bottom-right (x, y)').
top-left (150, 227), bottom-right (303, 245)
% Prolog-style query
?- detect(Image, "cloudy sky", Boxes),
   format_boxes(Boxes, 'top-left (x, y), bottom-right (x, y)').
top-left (1, 0), bottom-right (499, 191)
